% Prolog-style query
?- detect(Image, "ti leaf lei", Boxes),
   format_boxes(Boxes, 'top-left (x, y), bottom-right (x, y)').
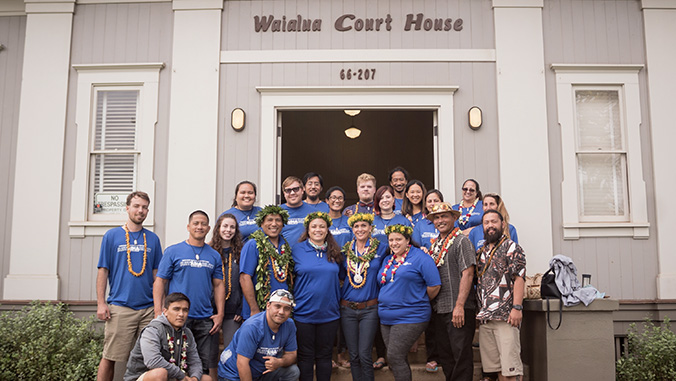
top-left (251, 230), bottom-right (294, 311)
top-left (342, 237), bottom-right (379, 288)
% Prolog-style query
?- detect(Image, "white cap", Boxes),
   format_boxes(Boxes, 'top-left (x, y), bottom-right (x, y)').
top-left (269, 289), bottom-right (296, 308)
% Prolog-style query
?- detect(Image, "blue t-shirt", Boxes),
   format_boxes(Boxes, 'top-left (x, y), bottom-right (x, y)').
top-left (411, 219), bottom-right (439, 250)
top-left (453, 200), bottom-right (484, 230)
top-left (291, 241), bottom-right (341, 324)
top-left (157, 241), bottom-right (223, 319)
top-left (377, 247), bottom-right (441, 325)
top-left (329, 215), bottom-right (353, 248)
top-left (218, 311), bottom-right (297, 381)
top-left (341, 239), bottom-right (389, 302)
top-left (305, 201), bottom-right (330, 213)
top-left (239, 235), bottom-right (291, 320)
top-left (97, 227), bottom-right (163, 310)
top-left (281, 202), bottom-right (315, 245)
top-left (372, 214), bottom-right (412, 244)
top-left (405, 212), bottom-right (424, 226)
top-left (394, 198), bottom-right (403, 214)
top-left (468, 223), bottom-right (519, 251)
top-left (220, 206), bottom-right (262, 242)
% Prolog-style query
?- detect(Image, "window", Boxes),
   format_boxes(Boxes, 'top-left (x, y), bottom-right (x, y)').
top-left (70, 63), bottom-right (164, 237)
top-left (553, 64), bottom-right (649, 239)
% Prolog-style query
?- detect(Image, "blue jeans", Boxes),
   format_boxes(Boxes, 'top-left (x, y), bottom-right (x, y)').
top-left (219, 364), bottom-right (300, 381)
top-left (340, 304), bottom-right (379, 381)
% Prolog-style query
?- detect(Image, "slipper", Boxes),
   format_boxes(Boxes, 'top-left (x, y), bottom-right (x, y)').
top-left (426, 362), bottom-right (439, 373)
top-left (338, 360), bottom-right (351, 368)
top-left (373, 360), bottom-right (386, 370)
top-left (332, 360), bottom-right (339, 369)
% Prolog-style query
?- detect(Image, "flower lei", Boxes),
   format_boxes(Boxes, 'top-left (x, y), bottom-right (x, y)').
top-left (457, 198), bottom-right (478, 226)
top-left (429, 227), bottom-right (462, 267)
top-left (251, 230), bottom-right (294, 310)
top-left (304, 211), bottom-right (333, 227)
top-left (342, 237), bottom-right (379, 289)
top-left (347, 212), bottom-right (375, 227)
top-left (123, 225), bottom-right (147, 277)
top-left (167, 332), bottom-right (188, 373)
top-left (384, 224), bottom-right (413, 237)
top-left (380, 245), bottom-right (411, 284)
top-left (222, 249), bottom-right (232, 300)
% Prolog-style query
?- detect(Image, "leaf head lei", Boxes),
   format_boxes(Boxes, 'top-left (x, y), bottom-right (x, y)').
top-left (348, 213), bottom-right (374, 227)
top-left (385, 224), bottom-right (413, 238)
top-left (255, 205), bottom-right (290, 227)
top-left (304, 211), bottom-right (332, 228)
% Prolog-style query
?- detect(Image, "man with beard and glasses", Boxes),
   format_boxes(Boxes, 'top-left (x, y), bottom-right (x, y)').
top-left (218, 289), bottom-right (300, 381)
top-left (302, 172), bottom-right (330, 213)
top-left (280, 176), bottom-right (315, 245)
top-left (96, 191), bottom-right (164, 381)
top-left (388, 167), bottom-right (409, 214)
top-left (475, 210), bottom-right (526, 381)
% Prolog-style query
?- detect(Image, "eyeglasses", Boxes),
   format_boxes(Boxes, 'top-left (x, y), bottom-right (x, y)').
top-left (269, 289), bottom-right (296, 307)
top-left (329, 196), bottom-right (344, 201)
top-left (461, 187), bottom-right (476, 193)
top-left (283, 186), bottom-right (302, 194)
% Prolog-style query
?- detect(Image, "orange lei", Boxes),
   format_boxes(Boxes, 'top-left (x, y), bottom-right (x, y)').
top-left (222, 249), bottom-right (233, 300)
top-left (123, 224), bottom-right (147, 277)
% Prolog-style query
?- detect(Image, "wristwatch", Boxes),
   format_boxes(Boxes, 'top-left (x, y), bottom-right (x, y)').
top-left (512, 304), bottom-right (523, 311)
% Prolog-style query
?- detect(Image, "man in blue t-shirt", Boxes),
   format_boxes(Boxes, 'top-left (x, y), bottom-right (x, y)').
top-left (96, 191), bottom-right (163, 381)
top-left (388, 166), bottom-right (409, 214)
top-left (343, 173), bottom-right (377, 217)
top-left (154, 210), bottom-right (225, 376)
top-left (218, 289), bottom-right (300, 381)
top-left (302, 172), bottom-right (330, 213)
top-left (280, 176), bottom-right (315, 244)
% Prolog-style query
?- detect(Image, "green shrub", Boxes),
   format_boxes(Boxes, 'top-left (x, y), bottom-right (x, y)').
top-left (616, 317), bottom-right (676, 381)
top-left (0, 301), bottom-right (103, 380)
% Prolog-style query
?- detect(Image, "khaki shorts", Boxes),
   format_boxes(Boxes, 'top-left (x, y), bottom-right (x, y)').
top-left (137, 370), bottom-right (179, 381)
top-left (479, 320), bottom-right (523, 377)
top-left (102, 304), bottom-right (154, 362)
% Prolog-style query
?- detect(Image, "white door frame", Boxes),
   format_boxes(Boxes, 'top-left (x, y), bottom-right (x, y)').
top-left (257, 86), bottom-right (459, 205)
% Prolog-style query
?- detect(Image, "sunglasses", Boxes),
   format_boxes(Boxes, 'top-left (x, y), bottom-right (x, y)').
top-left (284, 186), bottom-right (302, 194)
top-left (461, 187), bottom-right (476, 193)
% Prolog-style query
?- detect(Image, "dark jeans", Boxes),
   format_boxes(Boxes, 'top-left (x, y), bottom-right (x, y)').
top-left (426, 310), bottom-right (440, 363)
top-left (186, 318), bottom-right (215, 374)
top-left (341, 304), bottom-right (379, 381)
top-left (295, 319), bottom-right (340, 381)
top-left (219, 363), bottom-right (300, 381)
top-left (381, 321), bottom-right (428, 381)
top-left (436, 309), bottom-right (476, 381)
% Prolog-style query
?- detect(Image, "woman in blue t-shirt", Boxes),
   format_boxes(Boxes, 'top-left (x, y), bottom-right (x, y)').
top-left (452, 178), bottom-right (484, 235)
top-left (340, 213), bottom-right (388, 381)
top-left (220, 180), bottom-right (262, 241)
top-left (467, 192), bottom-right (519, 250)
top-left (325, 186), bottom-right (353, 248)
top-left (378, 224), bottom-right (441, 381)
top-left (208, 212), bottom-right (243, 380)
top-left (373, 185), bottom-right (412, 243)
top-left (401, 180), bottom-right (427, 226)
top-left (292, 211), bottom-right (343, 381)
top-left (411, 189), bottom-right (444, 252)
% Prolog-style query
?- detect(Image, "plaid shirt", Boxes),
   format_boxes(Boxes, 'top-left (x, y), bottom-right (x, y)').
top-left (476, 236), bottom-right (526, 322)
top-left (433, 234), bottom-right (476, 314)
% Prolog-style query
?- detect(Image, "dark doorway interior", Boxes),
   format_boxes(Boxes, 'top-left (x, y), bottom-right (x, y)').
top-left (281, 110), bottom-right (435, 206)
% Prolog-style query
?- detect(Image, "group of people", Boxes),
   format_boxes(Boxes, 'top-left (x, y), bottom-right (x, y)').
top-left (96, 167), bottom-right (527, 381)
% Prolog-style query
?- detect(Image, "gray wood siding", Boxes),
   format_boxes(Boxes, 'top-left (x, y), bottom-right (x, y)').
top-left (59, 2), bottom-right (173, 300)
top-left (543, 0), bottom-right (657, 299)
top-left (0, 16), bottom-right (26, 300)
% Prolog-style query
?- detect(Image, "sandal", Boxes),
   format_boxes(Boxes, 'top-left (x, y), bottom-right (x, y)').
top-left (373, 360), bottom-right (386, 370)
top-left (426, 361), bottom-right (439, 373)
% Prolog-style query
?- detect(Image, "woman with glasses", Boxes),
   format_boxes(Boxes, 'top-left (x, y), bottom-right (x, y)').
top-left (326, 186), bottom-right (353, 248)
top-left (220, 180), bottom-right (261, 242)
top-left (340, 213), bottom-right (389, 381)
top-left (292, 212), bottom-right (343, 381)
top-left (372, 185), bottom-right (411, 244)
top-left (467, 193), bottom-right (519, 250)
top-left (452, 179), bottom-right (484, 235)
top-left (377, 224), bottom-right (440, 381)
top-left (401, 180), bottom-right (427, 226)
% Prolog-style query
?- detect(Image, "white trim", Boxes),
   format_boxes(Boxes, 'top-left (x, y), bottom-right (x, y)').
top-left (172, 0), bottom-right (223, 11)
top-left (553, 66), bottom-right (649, 240)
top-left (221, 49), bottom-right (496, 64)
top-left (256, 86), bottom-right (458, 206)
top-left (642, 0), bottom-right (676, 9)
top-left (69, 63), bottom-right (163, 237)
top-left (492, 0), bottom-right (543, 8)
top-left (24, 1), bottom-right (75, 14)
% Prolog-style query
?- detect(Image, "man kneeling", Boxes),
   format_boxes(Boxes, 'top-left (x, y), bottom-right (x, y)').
top-left (125, 292), bottom-right (211, 381)
top-left (218, 289), bottom-right (300, 381)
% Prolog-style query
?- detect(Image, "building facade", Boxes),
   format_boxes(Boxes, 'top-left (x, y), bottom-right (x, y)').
top-left (1, 0), bottom-right (675, 321)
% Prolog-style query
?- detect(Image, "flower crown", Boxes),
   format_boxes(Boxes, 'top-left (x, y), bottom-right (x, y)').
top-left (385, 224), bottom-right (413, 237)
top-left (348, 213), bottom-right (374, 227)
top-left (304, 211), bottom-right (333, 228)
top-left (255, 205), bottom-right (290, 227)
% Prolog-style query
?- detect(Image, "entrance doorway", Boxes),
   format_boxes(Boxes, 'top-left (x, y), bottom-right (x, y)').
top-left (280, 109), bottom-right (434, 206)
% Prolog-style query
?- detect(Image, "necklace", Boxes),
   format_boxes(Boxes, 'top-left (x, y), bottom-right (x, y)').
top-left (458, 198), bottom-right (478, 226)
top-left (187, 241), bottom-right (204, 260)
top-left (221, 248), bottom-right (233, 300)
top-left (343, 238), bottom-right (379, 289)
top-left (476, 236), bottom-right (507, 278)
top-left (239, 207), bottom-right (256, 221)
top-left (429, 227), bottom-right (462, 267)
top-left (251, 230), bottom-right (294, 310)
top-left (167, 332), bottom-right (188, 374)
top-left (380, 245), bottom-right (411, 284)
top-left (123, 225), bottom-right (147, 277)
